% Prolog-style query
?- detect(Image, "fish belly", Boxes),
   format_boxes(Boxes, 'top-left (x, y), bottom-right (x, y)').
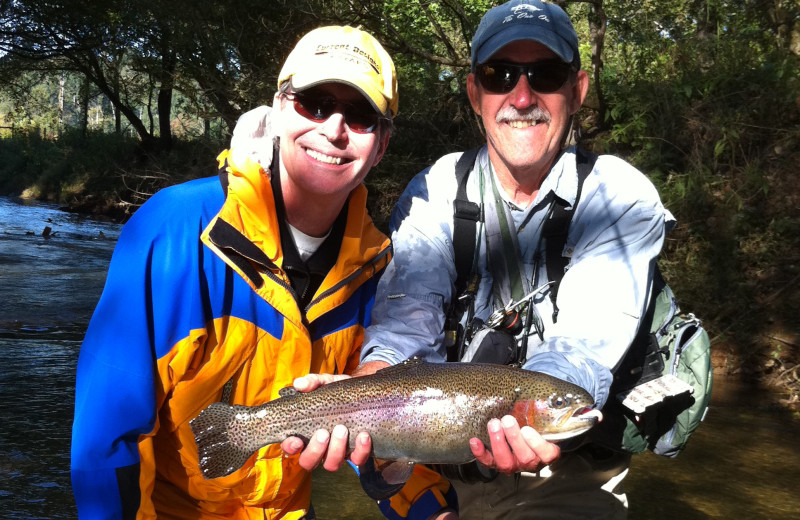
top-left (356, 395), bottom-right (500, 464)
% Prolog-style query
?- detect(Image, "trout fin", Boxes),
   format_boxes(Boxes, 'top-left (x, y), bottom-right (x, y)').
top-left (359, 458), bottom-right (413, 501)
top-left (380, 460), bottom-right (415, 485)
top-left (278, 386), bottom-right (299, 398)
top-left (374, 356), bottom-right (425, 376)
top-left (190, 402), bottom-right (254, 479)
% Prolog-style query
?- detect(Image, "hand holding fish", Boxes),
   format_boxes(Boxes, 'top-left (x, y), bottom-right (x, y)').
top-left (352, 361), bottom-right (574, 475)
top-left (470, 415), bottom-right (562, 474)
top-left (280, 373), bottom-right (373, 472)
top-left (283, 368), bottom-right (563, 474)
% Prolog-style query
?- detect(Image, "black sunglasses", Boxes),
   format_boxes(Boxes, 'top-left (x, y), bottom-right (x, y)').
top-left (285, 88), bottom-right (384, 134)
top-left (476, 60), bottom-right (574, 94)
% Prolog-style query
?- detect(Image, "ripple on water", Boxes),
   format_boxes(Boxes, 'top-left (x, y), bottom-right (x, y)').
top-left (0, 337), bottom-right (78, 519)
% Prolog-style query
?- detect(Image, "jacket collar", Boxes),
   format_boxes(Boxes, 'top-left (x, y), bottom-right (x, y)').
top-left (201, 149), bottom-right (391, 326)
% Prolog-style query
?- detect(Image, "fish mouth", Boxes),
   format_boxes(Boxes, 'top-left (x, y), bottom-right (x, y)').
top-left (541, 407), bottom-right (602, 442)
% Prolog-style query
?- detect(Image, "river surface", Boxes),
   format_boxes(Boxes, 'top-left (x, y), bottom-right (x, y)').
top-left (1, 195), bottom-right (798, 519)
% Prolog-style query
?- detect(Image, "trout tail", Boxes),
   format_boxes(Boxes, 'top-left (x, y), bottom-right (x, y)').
top-left (190, 402), bottom-right (254, 479)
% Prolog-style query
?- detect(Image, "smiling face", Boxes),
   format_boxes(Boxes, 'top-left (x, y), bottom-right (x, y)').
top-left (467, 40), bottom-right (588, 194)
top-left (274, 82), bottom-right (390, 205)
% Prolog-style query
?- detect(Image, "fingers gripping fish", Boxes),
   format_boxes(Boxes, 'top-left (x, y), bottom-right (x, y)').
top-left (190, 358), bottom-right (600, 479)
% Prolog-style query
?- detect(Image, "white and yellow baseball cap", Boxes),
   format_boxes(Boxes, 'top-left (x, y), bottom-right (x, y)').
top-left (277, 25), bottom-right (398, 117)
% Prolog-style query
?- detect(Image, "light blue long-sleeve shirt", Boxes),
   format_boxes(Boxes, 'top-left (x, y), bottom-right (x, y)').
top-left (361, 146), bottom-right (675, 409)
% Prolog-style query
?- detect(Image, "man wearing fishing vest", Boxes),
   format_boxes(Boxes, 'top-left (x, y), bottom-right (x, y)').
top-left (354, 1), bottom-right (676, 518)
top-left (70, 26), bottom-right (398, 519)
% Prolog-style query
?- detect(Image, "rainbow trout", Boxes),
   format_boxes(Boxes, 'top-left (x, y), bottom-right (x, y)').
top-left (190, 358), bottom-right (599, 479)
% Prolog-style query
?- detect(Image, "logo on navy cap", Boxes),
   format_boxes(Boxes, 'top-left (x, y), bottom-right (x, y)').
top-left (505, 3), bottom-right (549, 23)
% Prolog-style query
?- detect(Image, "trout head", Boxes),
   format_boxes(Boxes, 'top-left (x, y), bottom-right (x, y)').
top-left (511, 386), bottom-right (600, 441)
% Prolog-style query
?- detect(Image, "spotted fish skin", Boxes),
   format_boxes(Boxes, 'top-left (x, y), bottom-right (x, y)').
top-left (190, 358), bottom-right (597, 479)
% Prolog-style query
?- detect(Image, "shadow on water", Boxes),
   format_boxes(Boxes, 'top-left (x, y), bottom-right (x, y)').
top-left (2, 196), bottom-right (799, 519)
top-left (626, 378), bottom-right (800, 519)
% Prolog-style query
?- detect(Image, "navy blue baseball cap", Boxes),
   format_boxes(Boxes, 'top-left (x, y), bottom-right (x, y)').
top-left (470, 0), bottom-right (580, 71)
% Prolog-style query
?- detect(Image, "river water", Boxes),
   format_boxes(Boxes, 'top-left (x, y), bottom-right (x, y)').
top-left (1, 195), bottom-right (798, 519)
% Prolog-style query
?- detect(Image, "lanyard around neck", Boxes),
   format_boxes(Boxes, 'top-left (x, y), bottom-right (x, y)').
top-left (481, 160), bottom-right (529, 306)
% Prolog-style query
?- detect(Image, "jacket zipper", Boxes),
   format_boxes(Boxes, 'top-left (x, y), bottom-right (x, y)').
top-left (304, 246), bottom-right (391, 313)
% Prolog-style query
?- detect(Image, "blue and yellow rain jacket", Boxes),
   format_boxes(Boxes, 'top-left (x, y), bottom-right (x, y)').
top-left (70, 150), bottom-right (391, 519)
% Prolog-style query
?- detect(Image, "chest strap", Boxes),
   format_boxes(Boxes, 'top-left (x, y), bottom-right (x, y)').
top-left (542, 148), bottom-right (598, 321)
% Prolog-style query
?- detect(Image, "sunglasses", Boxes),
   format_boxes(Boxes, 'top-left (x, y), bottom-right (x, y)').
top-left (476, 60), bottom-right (574, 94)
top-left (285, 88), bottom-right (384, 134)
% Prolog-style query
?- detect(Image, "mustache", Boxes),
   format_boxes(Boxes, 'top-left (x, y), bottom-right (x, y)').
top-left (496, 105), bottom-right (551, 124)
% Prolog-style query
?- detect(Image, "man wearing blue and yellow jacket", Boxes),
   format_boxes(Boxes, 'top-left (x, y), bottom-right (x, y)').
top-left (71, 26), bottom-right (405, 519)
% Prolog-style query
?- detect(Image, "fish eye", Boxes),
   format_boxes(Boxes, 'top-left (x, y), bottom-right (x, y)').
top-left (549, 394), bottom-right (571, 408)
